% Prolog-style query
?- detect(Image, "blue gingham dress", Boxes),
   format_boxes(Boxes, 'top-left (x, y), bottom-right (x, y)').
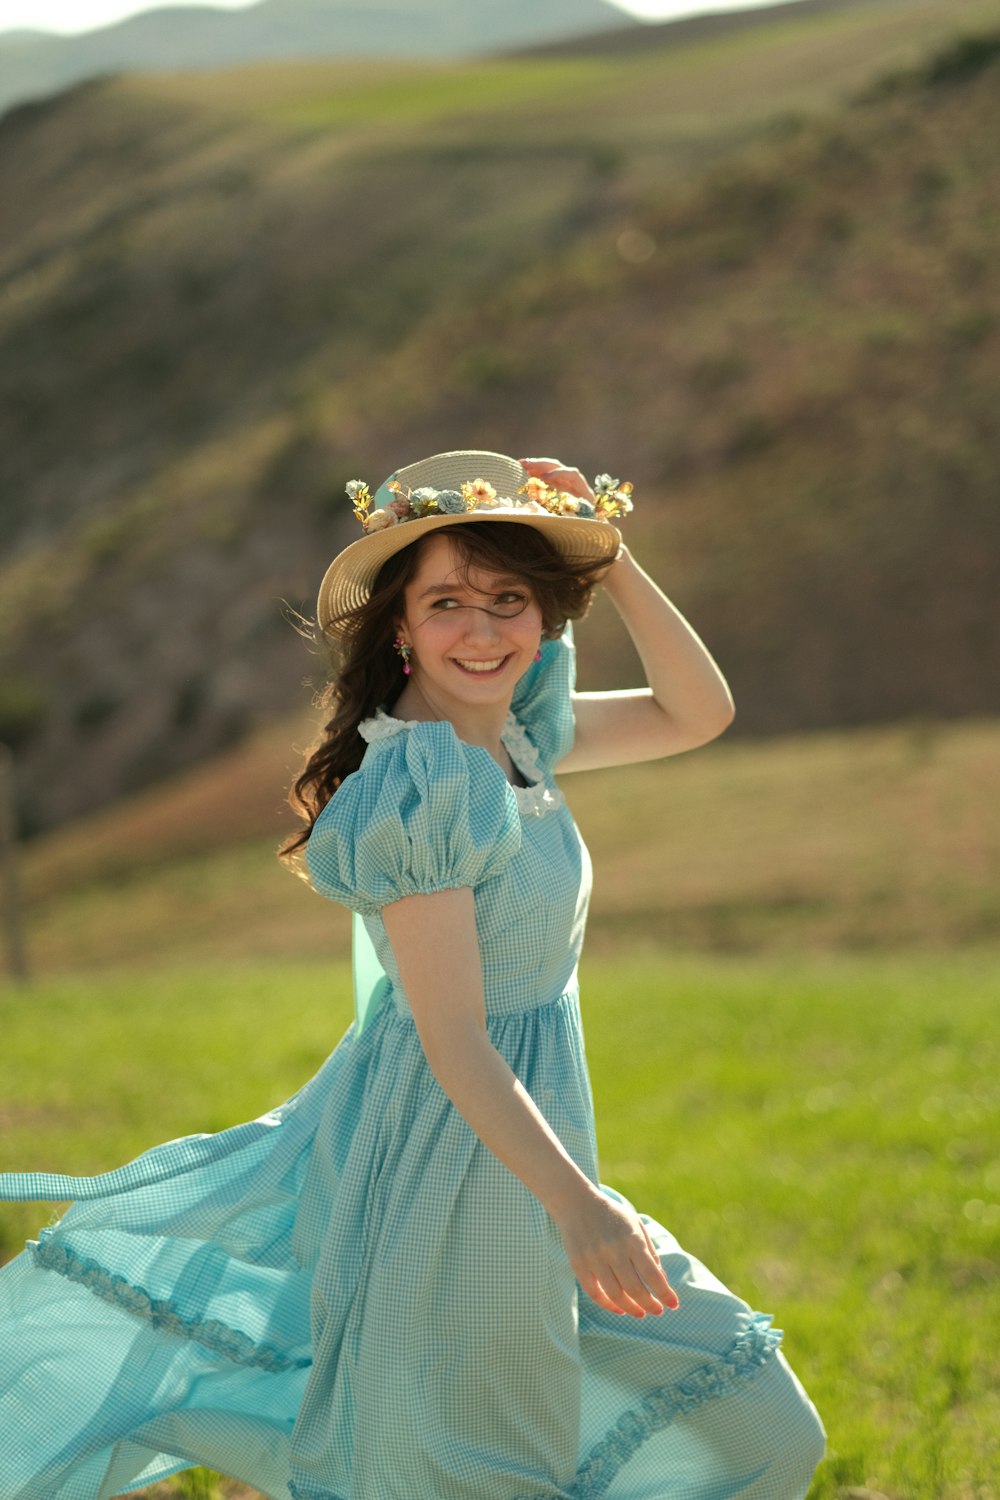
top-left (0, 634), bottom-right (823, 1500)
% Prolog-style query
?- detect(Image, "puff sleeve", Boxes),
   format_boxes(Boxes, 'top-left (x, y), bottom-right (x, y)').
top-left (509, 625), bottom-right (577, 770)
top-left (305, 720), bottom-right (522, 916)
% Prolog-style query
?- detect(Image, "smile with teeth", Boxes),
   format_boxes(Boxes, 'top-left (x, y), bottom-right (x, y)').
top-left (453, 656), bottom-right (509, 673)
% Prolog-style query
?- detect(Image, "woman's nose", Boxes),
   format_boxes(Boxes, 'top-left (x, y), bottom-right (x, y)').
top-left (463, 607), bottom-right (501, 641)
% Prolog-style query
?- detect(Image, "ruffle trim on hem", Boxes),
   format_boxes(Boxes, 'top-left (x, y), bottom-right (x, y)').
top-left (288, 1312), bottom-right (782, 1500)
top-left (567, 1311), bottom-right (782, 1500)
top-left (29, 1229), bottom-right (310, 1376)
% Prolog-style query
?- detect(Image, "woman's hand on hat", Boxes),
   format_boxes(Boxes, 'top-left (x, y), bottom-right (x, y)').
top-left (520, 457), bottom-right (595, 503)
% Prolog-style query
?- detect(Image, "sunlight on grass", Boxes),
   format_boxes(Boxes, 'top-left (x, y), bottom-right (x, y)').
top-left (2, 950), bottom-right (998, 1496)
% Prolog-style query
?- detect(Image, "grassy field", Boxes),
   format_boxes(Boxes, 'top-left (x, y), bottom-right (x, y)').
top-left (2, 950), bottom-right (998, 1499)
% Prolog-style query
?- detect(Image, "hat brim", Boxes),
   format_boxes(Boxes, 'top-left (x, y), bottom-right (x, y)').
top-left (317, 507), bottom-right (621, 638)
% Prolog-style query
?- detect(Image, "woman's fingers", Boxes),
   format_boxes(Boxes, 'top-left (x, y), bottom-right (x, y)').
top-left (616, 1220), bottom-right (679, 1313)
top-left (519, 457), bottom-right (594, 502)
top-left (572, 1248), bottom-right (678, 1318)
top-left (621, 1250), bottom-right (679, 1315)
top-left (638, 1219), bottom-right (680, 1309)
top-left (611, 1264), bottom-right (662, 1317)
top-left (581, 1270), bottom-right (649, 1318)
top-left (559, 1192), bottom-right (681, 1318)
top-left (577, 1269), bottom-right (630, 1316)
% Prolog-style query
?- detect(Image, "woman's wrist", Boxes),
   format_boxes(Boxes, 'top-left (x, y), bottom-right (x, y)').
top-left (601, 541), bottom-right (635, 590)
top-left (543, 1164), bottom-right (604, 1225)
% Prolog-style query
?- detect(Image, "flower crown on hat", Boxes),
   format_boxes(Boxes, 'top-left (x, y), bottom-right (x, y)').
top-left (346, 472), bottom-right (634, 534)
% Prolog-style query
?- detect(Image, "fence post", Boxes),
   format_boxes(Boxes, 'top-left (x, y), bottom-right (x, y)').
top-left (0, 743), bottom-right (29, 984)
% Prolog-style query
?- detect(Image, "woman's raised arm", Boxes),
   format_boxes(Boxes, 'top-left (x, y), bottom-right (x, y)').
top-left (382, 887), bottom-right (678, 1319)
top-left (563, 545), bottom-right (735, 772)
top-left (519, 458), bottom-right (734, 773)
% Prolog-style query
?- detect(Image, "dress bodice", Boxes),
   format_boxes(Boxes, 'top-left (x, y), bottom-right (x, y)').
top-left (304, 632), bottom-right (591, 1019)
top-left (306, 712), bottom-right (591, 1020)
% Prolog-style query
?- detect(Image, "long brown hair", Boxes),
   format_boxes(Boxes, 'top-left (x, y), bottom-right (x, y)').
top-left (279, 521), bottom-right (608, 867)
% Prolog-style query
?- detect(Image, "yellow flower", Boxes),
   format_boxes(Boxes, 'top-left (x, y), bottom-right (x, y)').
top-left (520, 476), bottom-right (551, 505)
top-left (346, 479), bottom-right (372, 527)
top-left (594, 481), bottom-right (634, 520)
top-left (365, 506), bottom-right (397, 532)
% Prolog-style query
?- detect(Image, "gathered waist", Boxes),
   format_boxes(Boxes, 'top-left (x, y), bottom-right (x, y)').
top-left (386, 972), bottom-right (579, 1025)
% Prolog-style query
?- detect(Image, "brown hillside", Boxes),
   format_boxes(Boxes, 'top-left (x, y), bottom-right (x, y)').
top-left (20, 714), bottom-right (1000, 974)
top-left (0, 12), bottom-right (998, 833)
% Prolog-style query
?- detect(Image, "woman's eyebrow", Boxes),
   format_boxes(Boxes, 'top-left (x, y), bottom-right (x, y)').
top-left (418, 582), bottom-right (467, 599)
top-left (418, 576), bottom-right (524, 600)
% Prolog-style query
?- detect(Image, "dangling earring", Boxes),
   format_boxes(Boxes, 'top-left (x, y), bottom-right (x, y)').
top-left (393, 637), bottom-right (412, 675)
top-left (533, 647), bottom-right (542, 663)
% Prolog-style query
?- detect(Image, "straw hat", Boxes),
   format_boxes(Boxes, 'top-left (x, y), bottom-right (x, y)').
top-left (317, 450), bottom-right (625, 636)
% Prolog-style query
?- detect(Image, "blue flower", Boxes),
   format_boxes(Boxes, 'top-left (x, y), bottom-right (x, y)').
top-left (436, 489), bottom-right (467, 514)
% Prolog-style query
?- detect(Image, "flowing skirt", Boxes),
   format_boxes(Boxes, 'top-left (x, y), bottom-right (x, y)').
top-left (0, 992), bottom-right (824, 1499)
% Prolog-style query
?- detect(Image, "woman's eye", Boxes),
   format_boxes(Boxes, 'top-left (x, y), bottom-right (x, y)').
top-left (426, 590), bottom-right (527, 615)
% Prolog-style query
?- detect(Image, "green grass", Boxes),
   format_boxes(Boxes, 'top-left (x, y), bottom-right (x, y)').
top-left (2, 950), bottom-right (998, 1498)
top-left (586, 950), bottom-right (1000, 1496)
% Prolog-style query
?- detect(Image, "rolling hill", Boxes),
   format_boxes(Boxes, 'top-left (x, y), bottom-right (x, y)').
top-left (16, 709), bottom-right (1000, 976)
top-left (0, 0), bottom-right (998, 833)
top-left (0, 0), bottom-right (629, 117)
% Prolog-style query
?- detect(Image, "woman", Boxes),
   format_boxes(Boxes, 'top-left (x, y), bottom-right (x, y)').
top-left (0, 450), bottom-right (824, 1499)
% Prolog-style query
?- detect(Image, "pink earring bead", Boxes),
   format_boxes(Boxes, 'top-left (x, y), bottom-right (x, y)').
top-left (393, 636), bottom-right (413, 674)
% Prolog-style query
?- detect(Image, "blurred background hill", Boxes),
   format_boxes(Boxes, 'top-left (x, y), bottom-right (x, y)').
top-left (0, 0), bottom-right (631, 117)
top-left (0, 0), bottom-right (998, 846)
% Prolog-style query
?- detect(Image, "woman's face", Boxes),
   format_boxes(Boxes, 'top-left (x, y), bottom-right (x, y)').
top-left (396, 533), bottom-right (544, 713)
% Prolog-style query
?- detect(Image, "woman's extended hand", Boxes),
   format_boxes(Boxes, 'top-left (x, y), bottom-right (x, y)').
top-left (555, 1186), bottom-right (680, 1318)
top-left (520, 456), bottom-right (594, 503)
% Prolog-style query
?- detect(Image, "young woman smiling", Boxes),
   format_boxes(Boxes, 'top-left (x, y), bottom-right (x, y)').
top-left (0, 450), bottom-right (824, 1500)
